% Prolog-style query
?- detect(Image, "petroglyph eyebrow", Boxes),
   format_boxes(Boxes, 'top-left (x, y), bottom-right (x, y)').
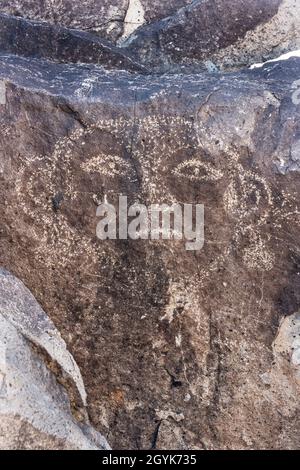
top-left (172, 159), bottom-right (223, 182)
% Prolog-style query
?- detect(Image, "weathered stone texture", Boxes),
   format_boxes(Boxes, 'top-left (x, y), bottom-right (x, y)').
top-left (125, 0), bottom-right (300, 72)
top-left (0, 0), bottom-right (300, 452)
top-left (1, 49), bottom-right (300, 448)
top-left (0, 0), bottom-right (191, 42)
top-left (1, 1), bottom-right (300, 70)
top-left (0, 0), bottom-right (129, 41)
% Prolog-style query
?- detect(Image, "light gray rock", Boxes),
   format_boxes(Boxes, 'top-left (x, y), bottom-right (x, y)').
top-left (0, 269), bottom-right (110, 450)
top-left (1, 49), bottom-right (300, 449)
top-left (0, 1), bottom-right (193, 42)
top-left (0, 0), bottom-right (129, 42)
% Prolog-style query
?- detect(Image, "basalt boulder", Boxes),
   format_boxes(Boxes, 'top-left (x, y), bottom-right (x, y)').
top-left (0, 0), bottom-right (192, 42)
top-left (124, 0), bottom-right (300, 72)
top-left (0, 269), bottom-right (110, 450)
top-left (0, 0), bottom-right (129, 42)
top-left (0, 36), bottom-right (300, 449)
top-left (1, 1), bottom-right (300, 72)
top-left (0, 13), bottom-right (147, 72)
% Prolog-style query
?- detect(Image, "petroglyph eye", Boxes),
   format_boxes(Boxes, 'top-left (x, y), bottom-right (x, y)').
top-left (172, 159), bottom-right (223, 182)
top-left (224, 168), bottom-right (273, 220)
top-left (81, 154), bottom-right (132, 178)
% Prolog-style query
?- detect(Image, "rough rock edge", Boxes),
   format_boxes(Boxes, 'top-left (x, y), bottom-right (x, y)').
top-left (0, 268), bottom-right (111, 450)
top-left (0, 268), bottom-right (87, 406)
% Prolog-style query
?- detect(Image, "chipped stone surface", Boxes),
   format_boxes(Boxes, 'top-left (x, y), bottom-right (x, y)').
top-left (0, 270), bottom-right (110, 450)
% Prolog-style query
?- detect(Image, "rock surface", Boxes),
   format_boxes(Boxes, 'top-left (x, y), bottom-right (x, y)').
top-left (125, 0), bottom-right (300, 72)
top-left (0, 13), bottom-right (147, 72)
top-left (0, 0), bottom-right (129, 42)
top-left (0, 0), bottom-right (191, 42)
top-left (0, 0), bottom-right (300, 452)
top-left (0, 269), bottom-right (110, 450)
top-left (1, 1), bottom-right (300, 71)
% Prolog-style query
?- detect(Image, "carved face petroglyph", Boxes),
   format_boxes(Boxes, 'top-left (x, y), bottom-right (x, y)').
top-left (13, 114), bottom-right (281, 274)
